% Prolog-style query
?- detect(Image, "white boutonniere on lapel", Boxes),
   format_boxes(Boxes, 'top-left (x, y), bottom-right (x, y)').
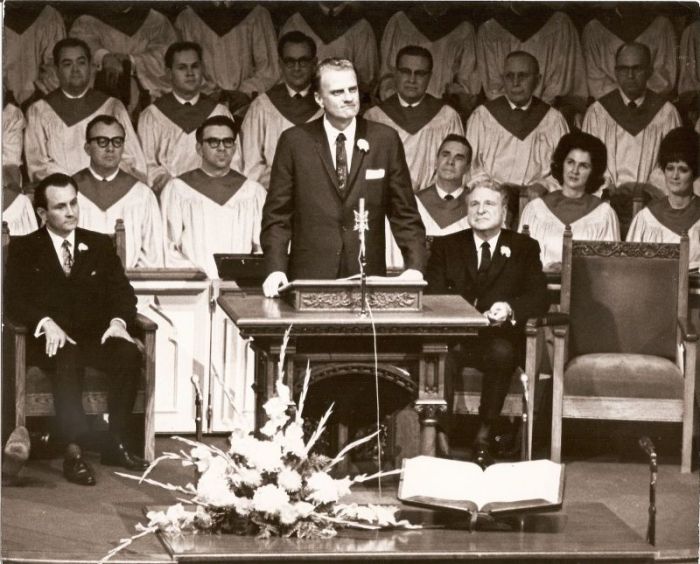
top-left (356, 138), bottom-right (369, 153)
top-left (500, 245), bottom-right (511, 258)
top-left (78, 242), bottom-right (89, 252)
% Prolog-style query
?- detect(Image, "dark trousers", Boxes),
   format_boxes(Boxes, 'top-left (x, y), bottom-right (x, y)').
top-left (30, 337), bottom-right (141, 446)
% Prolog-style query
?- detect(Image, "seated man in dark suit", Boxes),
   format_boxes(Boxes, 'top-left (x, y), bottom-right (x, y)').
top-left (426, 179), bottom-right (548, 467)
top-left (4, 173), bottom-right (148, 486)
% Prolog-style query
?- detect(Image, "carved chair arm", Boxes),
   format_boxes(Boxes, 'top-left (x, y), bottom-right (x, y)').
top-left (678, 317), bottom-right (698, 343)
top-left (3, 318), bottom-right (28, 336)
top-left (525, 312), bottom-right (569, 335)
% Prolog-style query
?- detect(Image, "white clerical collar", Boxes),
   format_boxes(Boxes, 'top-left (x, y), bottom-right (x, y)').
top-left (323, 115), bottom-right (356, 143)
top-left (47, 227), bottom-right (76, 257)
top-left (619, 89), bottom-right (645, 108)
top-left (61, 88), bottom-right (90, 100)
top-left (398, 94), bottom-right (424, 108)
top-left (173, 91), bottom-right (200, 106)
top-left (473, 230), bottom-right (501, 253)
top-left (506, 97), bottom-right (532, 111)
top-left (435, 183), bottom-right (464, 200)
top-left (88, 166), bottom-right (120, 182)
top-left (286, 84), bottom-right (311, 98)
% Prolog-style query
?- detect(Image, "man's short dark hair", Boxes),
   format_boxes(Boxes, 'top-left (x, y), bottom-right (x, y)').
top-left (34, 173), bottom-right (78, 212)
top-left (85, 114), bottom-right (125, 141)
top-left (505, 50), bottom-right (540, 75)
top-left (614, 42), bottom-right (652, 69)
top-left (438, 134), bottom-right (472, 163)
top-left (196, 115), bottom-right (238, 143)
top-left (278, 31), bottom-right (316, 59)
top-left (53, 38), bottom-right (91, 67)
top-left (396, 45), bottom-right (433, 72)
top-left (165, 41), bottom-right (203, 69)
top-left (550, 131), bottom-right (607, 193)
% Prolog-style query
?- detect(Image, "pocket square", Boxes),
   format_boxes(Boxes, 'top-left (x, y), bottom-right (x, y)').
top-left (90, 270), bottom-right (97, 276)
top-left (365, 168), bottom-right (385, 180)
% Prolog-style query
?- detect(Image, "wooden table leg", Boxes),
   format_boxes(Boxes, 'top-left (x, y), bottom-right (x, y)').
top-left (415, 343), bottom-right (448, 456)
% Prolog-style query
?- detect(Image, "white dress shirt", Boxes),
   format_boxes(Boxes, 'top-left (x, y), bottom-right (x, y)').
top-left (506, 97), bottom-right (533, 111)
top-left (435, 183), bottom-right (464, 200)
top-left (398, 94), bottom-right (425, 108)
top-left (619, 89), bottom-right (645, 108)
top-left (173, 91), bottom-right (200, 106)
top-left (88, 166), bottom-right (120, 182)
top-left (323, 116), bottom-right (356, 170)
top-left (473, 230), bottom-right (500, 269)
top-left (285, 84), bottom-right (311, 98)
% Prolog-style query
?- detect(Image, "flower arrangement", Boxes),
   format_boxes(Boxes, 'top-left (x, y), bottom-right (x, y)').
top-left (101, 327), bottom-right (416, 562)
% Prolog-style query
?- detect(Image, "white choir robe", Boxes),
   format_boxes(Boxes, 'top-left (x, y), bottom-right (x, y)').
top-left (477, 11), bottom-right (587, 104)
top-left (161, 170), bottom-right (266, 278)
top-left (679, 21), bottom-right (700, 99)
top-left (24, 89), bottom-right (147, 183)
top-left (2, 190), bottom-right (38, 236)
top-left (627, 199), bottom-right (700, 270)
top-left (364, 96), bottom-right (463, 191)
top-left (466, 97), bottom-right (568, 186)
top-left (379, 10), bottom-right (479, 100)
top-left (518, 193), bottom-right (620, 270)
top-left (3, 103), bottom-right (25, 167)
top-left (280, 11), bottom-right (378, 91)
top-left (232, 85), bottom-right (323, 188)
top-left (174, 5), bottom-right (279, 97)
top-left (138, 94), bottom-right (233, 186)
top-left (582, 90), bottom-right (681, 188)
top-left (3, 4), bottom-right (64, 105)
top-left (73, 169), bottom-right (164, 268)
top-left (69, 8), bottom-right (176, 99)
top-left (582, 16), bottom-right (677, 101)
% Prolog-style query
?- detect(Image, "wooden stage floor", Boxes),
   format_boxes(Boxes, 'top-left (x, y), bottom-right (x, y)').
top-left (1, 438), bottom-right (698, 563)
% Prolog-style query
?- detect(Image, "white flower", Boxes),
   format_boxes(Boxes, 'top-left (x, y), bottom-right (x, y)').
top-left (294, 501), bottom-right (315, 518)
top-left (252, 484), bottom-right (289, 515)
top-left (190, 445), bottom-right (212, 473)
top-left (233, 496), bottom-right (253, 517)
top-left (282, 423), bottom-right (306, 457)
top-left (247, 441), bottom-right (283, 472)
top-left (229, 434), bottom-right (263, 461)
top-left (278, 503), bottom-right (299, 525)
top-left (306, 472), bottom-right (350, 504)
top-left (500, 245), bottom-right (511, 258)
top-left (278, 468), bottom-right (302, 492)
top-left (235, 466), bottom-right (262, 488)
top-left (78, 242), bottom-right (89, 252)
top-left (356, 138), bottom-right (369, 152)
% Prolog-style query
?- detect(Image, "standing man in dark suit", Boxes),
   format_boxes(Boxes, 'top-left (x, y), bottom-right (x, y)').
top-left (426, 180), bottom-right (548, 467)
top-left (4, 173), bottom-right (148, 486)
top-left (261, 58), bottom-right (426, 297)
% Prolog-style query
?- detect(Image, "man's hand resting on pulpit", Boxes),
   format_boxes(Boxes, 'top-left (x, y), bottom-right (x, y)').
top-left (396, 268), bottom-right (424, 281)
top-left (485, 301), bottom-right (514, 326)
top-left (263, 271), bottom-right (289, 298)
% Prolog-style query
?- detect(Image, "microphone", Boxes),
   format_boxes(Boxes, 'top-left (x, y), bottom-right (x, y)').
top-left (638, 436), bottom-right (656, 457)
top-left (354, 198), bottom-right (369, 317)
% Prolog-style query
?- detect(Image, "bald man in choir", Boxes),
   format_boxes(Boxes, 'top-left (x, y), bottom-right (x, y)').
top-left (72, 115), bottom-right (164, 269)
top-left (69, 4), bottom-right (176, 114)
top-left (24, 38), bottom-right (147, 184)
top-left (582, 7), bottom-right (677, 102)
top-left (279, 2), bottom-right (378, 99)
top-left (379, 3), bottom-right (480, 118)
top-left (628, 127), bottom-right (700, 269)
top-left (233, 31), bottom-right (323, 189)
top-left (365, 46), bottom-right (464, 192)
top-left (138, 42), bottom-right (234, 195)
top-left (466, 51), bottom-right (568, 220)
top-left (161, 115), bottom-right (266, 278)
top-left (582, 42), bottom-right (681, 232)
top-left (174, 3), bottom-right (279, 115)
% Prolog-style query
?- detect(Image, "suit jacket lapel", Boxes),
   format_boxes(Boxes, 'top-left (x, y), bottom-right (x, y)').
top-left (344, 117), bottom-right (367, 198)
top-left (481, 230), bottom-right (511, 289)
top-left (311, 118), bottom-right (341, 192)
top-left (69, 229), bottom-right (90, 279)
top-left (38, 227), bottom-right (67, 279)
top-left (465, 231), bottom-right (478, 282)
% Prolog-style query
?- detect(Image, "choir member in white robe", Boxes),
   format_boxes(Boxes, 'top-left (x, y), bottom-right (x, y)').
top-left (518, 131), bottom-right (620, 271)
top-left (3, 101), bottom-right (25, 192)
top-left (2, 189), bottom-right (37, 236)
top-left (678, 21), bottom-right (700, 123)
top-left (386, 134), bottom-right (472, 269)
top-left (477, 7), bottom-right (587, 118)
top-left (365, 45), bottom-right (463, 192)
top-left (3, 3), bottom-right (64, 107)
top-left (466, 51), bottom-right (568, 222)
top-left (379, 4), bottom-right (479, 116)
top-left (138, 42), bottom-right (233, 194)
top-left (280, 3), bottom-right (378, 97)
top-left (628, 127), bottom-right (700, 270)
top-left (582, 9), bottom-right (677, 101)
top-left (24, 39), bottom-right (147, 184)
top-left (161, 115), bottom-right (266, 279)
top-left (73, 115), bottom-right (163, 269)
top-left (174, 3), bottom-right (279, 113)
top-left (233, 31), bottom-right (323, 189)
top-left (69, 6), bottom-right (176, 109)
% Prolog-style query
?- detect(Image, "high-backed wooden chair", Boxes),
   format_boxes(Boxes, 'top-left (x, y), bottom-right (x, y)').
top-left (551, 229), bottom-right (696, 472)
top-left (2, 220), bottom-right (157, 460)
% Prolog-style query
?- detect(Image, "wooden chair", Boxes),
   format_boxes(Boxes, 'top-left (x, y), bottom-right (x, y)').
top-left (2, 220), bottom-right (157, 460)
top-left (550, 228), bottom-right (696, 472)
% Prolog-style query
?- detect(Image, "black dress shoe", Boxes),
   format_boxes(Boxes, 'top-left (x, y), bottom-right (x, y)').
top-left (102, 443), bottom-right (149, 471)
top-left (63, 455), bottom-right (96, 486)
top-left (472, 444), bottom-right (495, 470)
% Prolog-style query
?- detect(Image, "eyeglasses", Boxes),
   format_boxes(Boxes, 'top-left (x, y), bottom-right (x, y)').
top-left (397, 68), bottom-right (431, 79)
top-left (88, 136), bottom-right (125, 148)
top-left (202, 137), bottom-right (235, 149)
top-left (282, 56), bottom-right (314, 69)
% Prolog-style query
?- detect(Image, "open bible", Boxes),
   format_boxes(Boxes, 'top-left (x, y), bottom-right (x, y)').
top-left (398, 456), bottom-right (565, 516)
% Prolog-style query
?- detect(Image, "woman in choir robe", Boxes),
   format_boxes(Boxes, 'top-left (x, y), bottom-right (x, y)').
top-left (518, 131), bottom-right (620, 272)
top-left (627, 127), bottom-right (700, 270)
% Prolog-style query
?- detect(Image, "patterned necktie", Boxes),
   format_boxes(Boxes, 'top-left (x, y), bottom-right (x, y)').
top-left (61, 239), bottom-right (73, 276)
top-left (335, 132), bottom-right (348, 191)
top-left (478, 241), bottom-right (491, 274)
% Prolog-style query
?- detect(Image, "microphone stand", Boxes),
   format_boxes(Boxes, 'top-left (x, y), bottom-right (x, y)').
top-left (354, 198), bottom-right (369, 318)
top-left (520, 371), bottom-right (530, 460)
top-left (191, 374), bottom-right (203, 443)
top-left (639, 436), bottom-right (657, 546)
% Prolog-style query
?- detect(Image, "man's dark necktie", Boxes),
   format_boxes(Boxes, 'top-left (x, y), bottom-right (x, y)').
top-left (628, 101), bottom-right (637, 109)
top-left (61, 239), bottom-right (73, 276)
top-left (293, 92), bottom-right (303, 100)
top-left (478, 241), bottom-right (491, 274)
top-left (335, 132), bottom-right (348, 191)
top-left (444, 194), bottom-right (454, 201)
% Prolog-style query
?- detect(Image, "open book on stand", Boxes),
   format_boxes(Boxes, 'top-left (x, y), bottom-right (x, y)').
top-left (398, 456), bottom-right (564, 516)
